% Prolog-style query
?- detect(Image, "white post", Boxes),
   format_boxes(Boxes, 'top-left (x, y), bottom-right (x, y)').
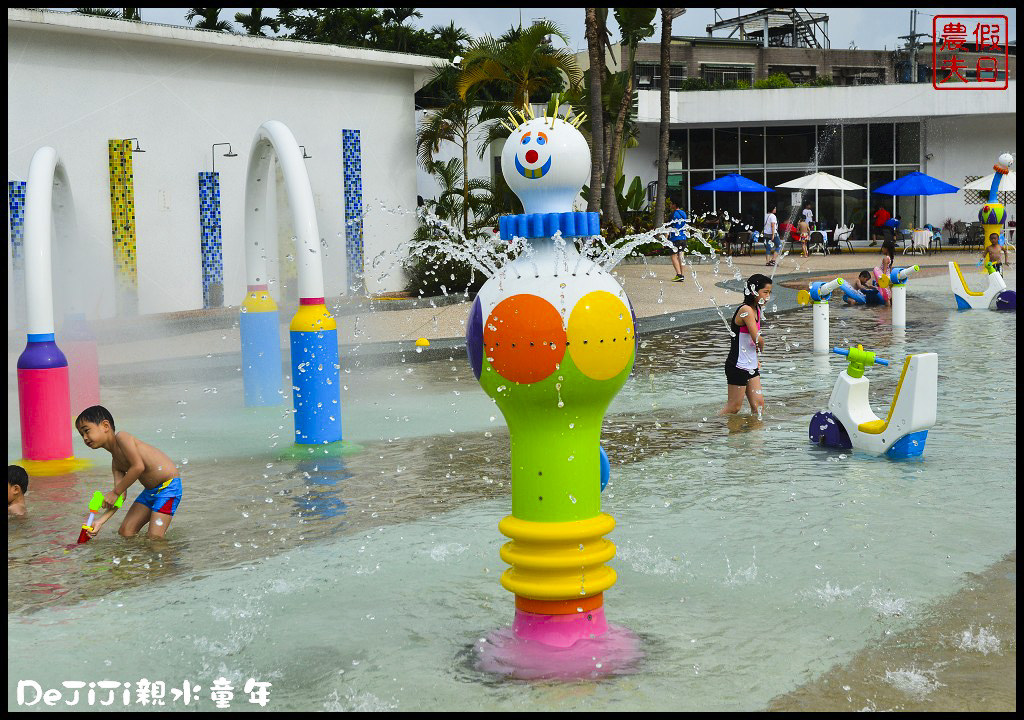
top-left (812, 301), bottom-right (830, 354)
top-left (891, 284), bottom-right (907, 327)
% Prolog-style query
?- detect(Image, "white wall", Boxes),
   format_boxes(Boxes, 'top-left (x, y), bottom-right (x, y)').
top-left (923, 115), bottom-right (1017, 229)
top-left (8, 11), bottom-right (433, 318)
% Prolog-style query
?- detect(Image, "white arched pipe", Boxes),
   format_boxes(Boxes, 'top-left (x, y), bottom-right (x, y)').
top-left (243, 120), bottom-right (324, 299)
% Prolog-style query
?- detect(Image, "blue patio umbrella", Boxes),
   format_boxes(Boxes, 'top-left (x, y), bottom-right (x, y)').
top-left (872, 171), bottom-right (959, 196)
top-left (694, 173), bottom-right (774, 192)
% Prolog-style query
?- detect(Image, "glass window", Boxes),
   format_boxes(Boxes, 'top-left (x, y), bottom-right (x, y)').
top-left (869, 123), bottom-right (894, 164)
top-left (689, 170), bottom-right (714, 214)
top-left (669, 64), bottom-right (686, 90)
top-left (896, 123), bottom-right (920, 164)
top-left (739, 170), bottom-right (766, 229)
top-left (715, 128), bottom-right (739, 168)
top-left (714, 171), bottom-right (740, 218)
top-left (897, 194), bottom-right (918, 229)
top-left (740, 127), bottom-right (764, 168)
top-left (816, 190), bottom-right (842, 232)
top-left (816, 125), bottom-right (841, 166)
top-left (690, 129), bottom-right (713, 169)
top-left (766, 125), bottom-right (815, 167)
top-left (843, 167), bottom-right (868, 236)
top-left (766, 170), bottom-right (804, 226)
top-left (843, 124), bottom-right (867, 166)
top-left (669, 129), bottom-right (688, 170)
top-left (667, 172), bottom-right (687, 210)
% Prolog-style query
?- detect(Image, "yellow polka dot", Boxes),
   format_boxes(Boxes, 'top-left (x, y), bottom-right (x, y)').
top-left (566, 291), bottom-right (634, 380)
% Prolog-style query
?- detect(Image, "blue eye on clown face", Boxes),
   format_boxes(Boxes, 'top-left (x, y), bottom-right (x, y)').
top-left (521, 133), bottom-right (531, 145)
top-left (536, 135), bottom-right (546, 146)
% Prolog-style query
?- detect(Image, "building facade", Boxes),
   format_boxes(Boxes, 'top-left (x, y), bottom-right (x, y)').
top-left (8, 9), bottom-right (436, 319)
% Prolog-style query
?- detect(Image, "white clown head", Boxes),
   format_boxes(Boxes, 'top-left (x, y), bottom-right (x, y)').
top-left (501, 115), bottom-right (590, 216)
top-left (995, 152), bottom-right (1014, 173)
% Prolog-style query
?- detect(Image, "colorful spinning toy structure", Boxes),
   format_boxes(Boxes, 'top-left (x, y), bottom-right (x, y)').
top-left (467, 102), bottom-right (642, 677)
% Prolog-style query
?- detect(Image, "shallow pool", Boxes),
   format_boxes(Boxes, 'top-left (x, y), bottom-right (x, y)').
top-left (7, 274), bottom-right (1016, 710)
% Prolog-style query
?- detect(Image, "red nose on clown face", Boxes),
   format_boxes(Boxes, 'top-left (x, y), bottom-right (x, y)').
top-left (525, 149), bottom-right (538, 164)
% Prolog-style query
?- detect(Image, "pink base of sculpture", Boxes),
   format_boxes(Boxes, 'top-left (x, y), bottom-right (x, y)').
top-left (474, 608), bottom-right (643, 680)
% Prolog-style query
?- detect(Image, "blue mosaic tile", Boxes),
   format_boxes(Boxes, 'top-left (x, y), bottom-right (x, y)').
top-left (342, 129), bottom-right (364, 292)
top-left (198, 172), bottom-right (224, 306)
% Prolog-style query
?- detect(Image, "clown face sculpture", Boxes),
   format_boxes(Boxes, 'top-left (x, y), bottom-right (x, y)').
top-left (466, 112), bottom-right (638, 651)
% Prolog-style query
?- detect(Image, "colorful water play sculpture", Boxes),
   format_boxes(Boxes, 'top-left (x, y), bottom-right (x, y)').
top-left (877, 266), bottom-right (920, 327)
top-left (809, 345), bottom-right (937, 459)
top-left (797, 278), bottom-right (844, 354)
top-left (467, 104), bottom-right (641, 675)
top-left (238, 121), bottom-right (346, 453)
top-left (948, 260), bottom-right (1009, 310)
top-left (16, 147), bottom-right (91, 476)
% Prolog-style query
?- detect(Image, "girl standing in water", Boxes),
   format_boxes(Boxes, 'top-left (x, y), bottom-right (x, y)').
top-left (720, 273), bottom-right (772, 417)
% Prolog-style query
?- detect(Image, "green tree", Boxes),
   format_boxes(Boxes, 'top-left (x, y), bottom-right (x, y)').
top-left (456, 20), bottom-right (582, 110)
top-left (655, 9), bottom-right (685, 224)
top-left (186, 8), bottom-right (235, 33)
top-left (234, 8), bottom-right (280, 37)
top-left (603, 8), bottom-right (656, 229)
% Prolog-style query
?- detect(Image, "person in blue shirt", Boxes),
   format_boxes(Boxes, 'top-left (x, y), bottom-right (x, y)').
top-left (665, 197), bottom-right (688, 283)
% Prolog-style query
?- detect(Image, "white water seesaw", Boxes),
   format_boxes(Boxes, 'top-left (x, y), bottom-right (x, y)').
top-left (809, 345), bottom-right (937, 459)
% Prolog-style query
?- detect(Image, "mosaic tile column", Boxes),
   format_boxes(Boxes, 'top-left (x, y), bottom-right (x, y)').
top-left (8, 181), bottom-right (27, 326)
top-left (198, 172), bottom-right (224, 308)
top-left (108, 139), bottom-right (138, 315)
top-left (342, 129), bottom-right (364, 294)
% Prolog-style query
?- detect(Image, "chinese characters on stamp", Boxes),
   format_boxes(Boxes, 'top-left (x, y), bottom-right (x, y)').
top-left (933, 15), bottom-right (1009, 89)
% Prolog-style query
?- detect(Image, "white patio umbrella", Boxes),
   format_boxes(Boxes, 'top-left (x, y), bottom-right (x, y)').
top-left (962, 171), bottom-right (1017, 192)
top-left (775, 171), bottom-right (865, 190)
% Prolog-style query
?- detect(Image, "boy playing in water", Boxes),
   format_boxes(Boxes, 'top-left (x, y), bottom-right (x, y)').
top-left (984, 233), bottom-right (1006, 274)
top-left (75, 405), bottom-right (182, 539)
top-left (8, 465), bottom-right (29, 516)
top-left (843, 271), bottom-right (878, 306)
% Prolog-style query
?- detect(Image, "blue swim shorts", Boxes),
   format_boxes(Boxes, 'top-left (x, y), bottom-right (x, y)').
top-left (133, 477), bottom-right (183, 516)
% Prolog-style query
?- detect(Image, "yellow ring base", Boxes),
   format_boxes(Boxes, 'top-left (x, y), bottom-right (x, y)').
top-left (498, 513), bottom-right (617, 601)
top-left (15, 456), bottom-right (91, 477)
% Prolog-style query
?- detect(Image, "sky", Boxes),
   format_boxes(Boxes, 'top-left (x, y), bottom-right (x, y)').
top-left (49, 8), bottom-right (1017, 55)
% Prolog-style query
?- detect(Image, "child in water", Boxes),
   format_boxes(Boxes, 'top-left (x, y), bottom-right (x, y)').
top-left (8, 465), bottom-right (28, 516)
top-left (844, 270), bottom-right (884, 306)
top-left (75, 405), bottom-right (182, 539)
top-left (984, 233), bottom-right (1006, 274)
top-left (720, 273), bottom-right (772, 417)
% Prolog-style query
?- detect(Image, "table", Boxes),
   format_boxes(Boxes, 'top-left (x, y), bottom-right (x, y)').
top-left (906, 229), bottom-right (931, 255)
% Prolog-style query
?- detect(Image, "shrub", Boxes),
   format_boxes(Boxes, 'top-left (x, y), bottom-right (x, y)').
top-left (753, 72), bottom-right (796, 89)
top-left (402, 225), bottom-right (488, 298)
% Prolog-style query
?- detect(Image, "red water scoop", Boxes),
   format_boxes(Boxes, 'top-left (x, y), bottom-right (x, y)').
top-left (77, 491), bottom-right (124, 544)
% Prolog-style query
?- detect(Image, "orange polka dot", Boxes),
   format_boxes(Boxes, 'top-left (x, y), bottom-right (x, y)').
top-left (484, 294), bottom-right (567, 384)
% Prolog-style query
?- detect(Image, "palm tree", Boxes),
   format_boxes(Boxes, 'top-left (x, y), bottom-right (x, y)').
top-left (655, 9), bottom-right (685, 225)
top-left (430, 21), bottom-right (471, 60)
top-left (186, 8), bottom-right (235, 33)
top-left (234, 8), bottom-right (280, 37)
top-left (457, 20), bottom-right (582, 110)
top-left (603, 8), bottom-right (656, 229)
top-left (585, 8), bottom-right (605, 215)
top-left (75, 8), bottom-right (139, 20)
top-left (418, 68), bottom-right (508, 241)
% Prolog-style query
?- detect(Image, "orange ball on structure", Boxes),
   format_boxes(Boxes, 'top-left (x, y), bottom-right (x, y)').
top-left (484, 294), bottom-right (567, 384)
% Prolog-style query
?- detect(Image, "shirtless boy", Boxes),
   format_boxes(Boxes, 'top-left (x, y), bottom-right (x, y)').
top-left (75, 405), bottom-right (182, 539)
top-left (985, 233), bottom-right (1006, 274)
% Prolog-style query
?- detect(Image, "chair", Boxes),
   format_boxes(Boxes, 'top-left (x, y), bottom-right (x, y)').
top-left (965, 223), bottom-right (984, 251)
top-left (951, 221), bottom-right (967, 246)
top-left (736, 230), bottom-right (754, 256)
top-left (809, 230), bottom-right (827, 255)
top-left (924, 224), bottom-right (943, 254)
top-left (833, 224), bottom-right (854, 253)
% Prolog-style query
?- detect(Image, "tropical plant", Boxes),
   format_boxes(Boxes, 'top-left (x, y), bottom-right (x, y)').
top-left (276, 8), bottom-right (462, 58)
top-left (456, 20), bottom-right (582, 110)
top-left (186, 8), bottom-right (235, 33)
top-left (584, 8), bottom-right (607, 215)
top-left (655, 8), bottom-right (685, 228)
top-left (603, 8), bottom-right (657, 230)
top-left (234, 8), bottom-right (280, 36)
top-left (75, 8), bottom-right (139, 20)
top-left (417, 76), bottom-right (506, 240)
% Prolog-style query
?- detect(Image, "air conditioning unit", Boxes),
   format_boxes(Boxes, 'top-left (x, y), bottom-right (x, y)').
top-left (638, 75), bottom-right (652, 87)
